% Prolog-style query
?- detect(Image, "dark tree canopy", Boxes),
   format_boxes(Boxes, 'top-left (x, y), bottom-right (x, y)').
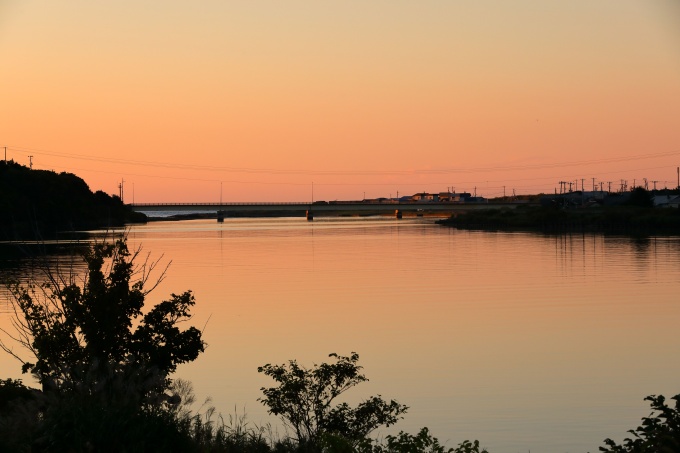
top-left (0, 160), bottom-right (146, 240)
top-left (625, 187), bottom-right (654, 208)
top-left (599, 394), bottom-right (680, 453)
top-left (1, 237), bottom-right (205, 397)
top-left (258, 352), bottom-right (408, 448)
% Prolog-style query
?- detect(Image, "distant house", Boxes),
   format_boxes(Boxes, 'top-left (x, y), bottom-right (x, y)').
top-left (653, 195), bottom-right (680, 208)
top-left (440, 192), bottom-right (472, 202)
top-left (411, 192), bottom-right (438, 202)
top-left (409, 191), bottom-right (472, 202)
top-left (541, 191), bottom-right (608, 207)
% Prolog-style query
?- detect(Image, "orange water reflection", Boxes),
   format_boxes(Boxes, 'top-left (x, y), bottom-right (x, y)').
top-left (2, 218), bottom-right (679, 452)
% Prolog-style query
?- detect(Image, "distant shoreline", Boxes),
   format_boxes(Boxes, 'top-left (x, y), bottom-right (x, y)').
top-left (436, 204), bottom-right (680, 235)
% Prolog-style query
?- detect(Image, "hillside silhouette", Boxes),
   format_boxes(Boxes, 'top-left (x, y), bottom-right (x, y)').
top-left (0, 161), bottom-right (146, 240)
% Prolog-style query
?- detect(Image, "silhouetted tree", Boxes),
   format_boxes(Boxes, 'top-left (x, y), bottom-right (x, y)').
top-left (1, 236), bottom-right (205, 400)
top-left (599, 394), bottom-right (680, 453)
top-left (626, 187), bottom-right (654, 208)
top-left (258, 352), bottom-right (408, 449)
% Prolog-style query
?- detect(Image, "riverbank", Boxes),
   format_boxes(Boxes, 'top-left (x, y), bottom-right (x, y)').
top-left (436, 204), bottom-right (680, 234)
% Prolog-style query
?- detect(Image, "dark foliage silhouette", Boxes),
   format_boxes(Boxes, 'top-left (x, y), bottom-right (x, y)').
top-left (0, 237), bottom-right (205, 452)
top-left (598, 394), bottom-right (680, 453)
top-left (258, 352), bottom-right (408, 450)
top-left (0, 160), bottom-right (145, 239)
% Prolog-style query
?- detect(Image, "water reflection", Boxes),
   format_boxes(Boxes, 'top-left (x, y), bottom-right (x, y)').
top-left (0, 242), bottom-right (92, 312)
top-left (1, 219), bottom-right (679, 453)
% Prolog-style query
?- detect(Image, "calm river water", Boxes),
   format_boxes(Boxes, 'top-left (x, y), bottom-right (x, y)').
top-left (1, 216), bottom-right (679, 452)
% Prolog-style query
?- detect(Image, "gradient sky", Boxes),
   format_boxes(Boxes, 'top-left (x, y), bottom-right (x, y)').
top-left (1, 1), bottom-right (679, 202)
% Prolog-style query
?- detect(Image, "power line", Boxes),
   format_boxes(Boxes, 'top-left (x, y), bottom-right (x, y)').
top-left (7, 145), bottom-right (680, 177)
top-left (40, 158), bottom-right (680, 192)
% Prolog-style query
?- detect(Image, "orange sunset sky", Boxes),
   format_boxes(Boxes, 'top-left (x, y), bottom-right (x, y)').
top-left (1, 1), bottom-right (679, 203)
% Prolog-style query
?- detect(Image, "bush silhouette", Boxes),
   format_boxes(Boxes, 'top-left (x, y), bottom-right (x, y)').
top-left (0, 236), bottom-right (205, 452)
top-left (598, 393), bottom-right (680, 452)
top-left (258, 352), bottom-right (408, 449)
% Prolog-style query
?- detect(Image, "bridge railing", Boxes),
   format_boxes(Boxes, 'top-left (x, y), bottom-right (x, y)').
top-left (131, 202), bottom-right (312, 206)
top-left (130, 200), bottom-right (499, 207)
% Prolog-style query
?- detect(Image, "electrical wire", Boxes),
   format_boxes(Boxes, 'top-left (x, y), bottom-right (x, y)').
top-left (6, 145), bottom-right (680, 177)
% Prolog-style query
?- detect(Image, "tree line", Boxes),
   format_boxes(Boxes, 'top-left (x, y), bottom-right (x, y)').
top-left (0, 161), bottom-right (145, 240)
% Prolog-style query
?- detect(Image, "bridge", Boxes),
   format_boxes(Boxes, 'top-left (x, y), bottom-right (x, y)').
top-left (131, 201), bottom-right (534, 218)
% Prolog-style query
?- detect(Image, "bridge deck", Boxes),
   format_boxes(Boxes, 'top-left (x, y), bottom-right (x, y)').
top-left (132, 201), bottom-right (533, 217)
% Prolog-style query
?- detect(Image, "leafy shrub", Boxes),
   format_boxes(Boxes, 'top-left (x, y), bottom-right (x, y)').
top-left (599, 394), bottom-right (680, 452)
top-left (0, 237), bottom-right (206, 452)
top-left (1, 237), bottom-right (205, 401)
top-left (258, 352), bottom-right (408, 449)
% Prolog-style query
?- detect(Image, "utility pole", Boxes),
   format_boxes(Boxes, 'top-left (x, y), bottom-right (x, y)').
top-left (599, 181), bottom-right (603, 192)
top-left (581, 178), bottom-right (585, 192)
top-left (608, 181), bottom-right (612, 193)
top-left (118, 178), bottom-right (125, 203)
top-left (644, 178), bottom-right (648, 190)
top-left (592, 177), bottom-right (596, 192)
top-left (559, 181), bottom-right (568, 194)
top-left (652, 180), bottom-right (659, 190)
top-left (3, 146), bottom-right (6, 163)
top-left (28, 155), bottom-right (33, 169)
